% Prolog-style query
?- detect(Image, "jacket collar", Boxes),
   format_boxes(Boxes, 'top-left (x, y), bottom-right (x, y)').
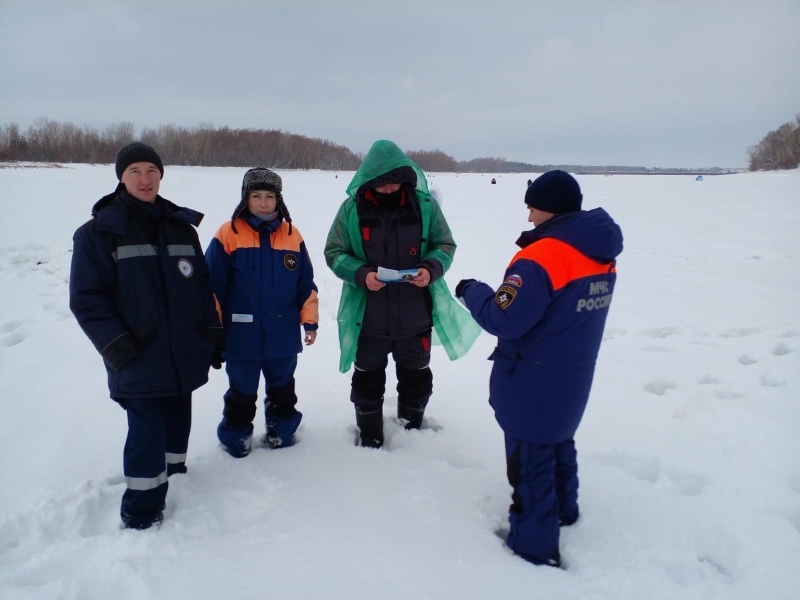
top-left (91, 184), bottom-right (204, 234)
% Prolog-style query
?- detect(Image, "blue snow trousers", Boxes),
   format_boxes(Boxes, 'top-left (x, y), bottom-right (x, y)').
top-left (225, 356), bottom-right (297, 397)
top-left (121, 394), bottom-right (192, 522)
top-left (504, 435), bottom-right (579, 565)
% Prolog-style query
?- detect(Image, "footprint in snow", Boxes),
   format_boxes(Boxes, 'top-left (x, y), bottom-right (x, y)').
top-left (643, 378), bottom-right (678, 396)
top-left (771, 342), bottom-right (792, 356)
top-left (645, 326), bottom-right (678, 338)
top-left (1, 320), bottom-right (29, 347)
top-left (590, 451), bottom-right (707, 496)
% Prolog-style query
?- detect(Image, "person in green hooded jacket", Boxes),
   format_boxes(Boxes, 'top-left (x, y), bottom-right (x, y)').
top-left (325, 139), bottom-right (480, 448)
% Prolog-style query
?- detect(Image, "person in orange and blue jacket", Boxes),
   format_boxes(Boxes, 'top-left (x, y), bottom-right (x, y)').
top-left (205, 168), bottom-right (319, 458)
top-left (70, 142), bottom-right (224, 530)
top-left (456, 170), bottom-right (623, 568)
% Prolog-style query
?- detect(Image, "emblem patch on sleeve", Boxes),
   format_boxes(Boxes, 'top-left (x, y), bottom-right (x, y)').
top-left (504, 274), bottom-right (523, 287)
top-left (177, 258), bottom-right (194, 278)
top-left (283, 254), bottom-right (298, 271)
top-left (495, 285), bottom-right (518, 309)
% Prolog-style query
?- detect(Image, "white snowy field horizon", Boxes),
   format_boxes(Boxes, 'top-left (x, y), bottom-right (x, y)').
top-left (0, 164), bottom-right (798, 600)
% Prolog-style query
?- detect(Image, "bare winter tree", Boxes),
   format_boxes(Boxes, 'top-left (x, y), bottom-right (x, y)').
top-left (748, 113), bottom-right (800, 171)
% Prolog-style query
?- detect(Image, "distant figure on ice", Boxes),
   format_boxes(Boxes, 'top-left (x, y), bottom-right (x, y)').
top-left (205, 168), bottom-right (319, 457)
top-left (324, 139), bottom-right (479, 448)
top-left (69, 142), bottom-right (224, 530)
top-left (527, 179), bottom-right (533, 186)
top-left (491, 177), bottom-right (497, 184)
top-left (456, 170), bottom-right (623, 567)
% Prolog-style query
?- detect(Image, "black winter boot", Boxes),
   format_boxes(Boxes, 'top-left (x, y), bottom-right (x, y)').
top-left (355, 407), bottom-right (384, 448)
top-left (397, 402), bottom-right (425, 430)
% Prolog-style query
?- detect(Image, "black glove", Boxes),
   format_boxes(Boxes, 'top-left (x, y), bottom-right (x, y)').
top-left (208, 326), bottom-right (226, 351)
top-left (455, 278), bottom-right (476, 298)
top-left (211, 349), bottom-right (224, 370)
top-left (101, 332), bottom-right (139, 372)
top-left (208, 327), bottom-right (226, 370)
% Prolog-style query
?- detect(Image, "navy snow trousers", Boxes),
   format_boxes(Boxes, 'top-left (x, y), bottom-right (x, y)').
top-left (121, 394), bottom-right (191, 522)
top-left (504, 435), bottom-right (579, 565)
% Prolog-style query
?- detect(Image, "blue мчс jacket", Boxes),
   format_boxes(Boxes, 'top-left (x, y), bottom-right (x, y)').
top-left (461, 208), bottom-right (623, 443)
top-left (205, 213), bottom-right (319, 361)
top-left (69, 188), bottom-right (220, 400)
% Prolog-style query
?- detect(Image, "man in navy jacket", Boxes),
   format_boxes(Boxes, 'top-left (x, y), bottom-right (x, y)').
top-left (457, 170), bottom-right (623, 567)
top-left (69, 142), bottom-right (223, 530)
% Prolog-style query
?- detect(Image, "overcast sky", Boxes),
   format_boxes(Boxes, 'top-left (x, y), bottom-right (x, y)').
top-left (2, 0), bottom-right (798, 168)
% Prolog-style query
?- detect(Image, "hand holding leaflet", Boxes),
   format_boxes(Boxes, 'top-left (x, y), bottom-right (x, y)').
top-left (377, 267), bottom-right (419, 283)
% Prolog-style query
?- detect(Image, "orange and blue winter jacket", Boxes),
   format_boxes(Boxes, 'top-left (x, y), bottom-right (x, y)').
top-left (461, 208), bottom-right (623, 443)
top-left (205, 212), bottom-right (318, 360)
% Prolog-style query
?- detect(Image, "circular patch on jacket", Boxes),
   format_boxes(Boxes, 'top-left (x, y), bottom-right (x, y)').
top-left (495, 285), bottom-right (517, 310)
top-left (177, 258), bottom-right (194, 278)
top-left (283, 254), bottom-right (298, 271)
top-left (504, 274), bottom-right (523, 287)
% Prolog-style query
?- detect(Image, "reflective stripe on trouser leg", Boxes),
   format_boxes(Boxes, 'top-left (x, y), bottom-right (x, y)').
top-left (122, 397), bottom-right (170, 516)
top-left (126, 471), bottom-right (168, 491)
top-left (165, 393), bottom-right (191, 475)
top-left (165, 452), bottom-right (187, 464)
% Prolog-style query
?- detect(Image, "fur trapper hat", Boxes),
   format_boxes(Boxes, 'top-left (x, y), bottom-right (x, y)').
top-left (231, 167), bottom-right (293, 233)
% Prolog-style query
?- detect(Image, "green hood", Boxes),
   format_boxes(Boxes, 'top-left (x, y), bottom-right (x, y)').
top-left (346, 140), bottom-right (430, 200)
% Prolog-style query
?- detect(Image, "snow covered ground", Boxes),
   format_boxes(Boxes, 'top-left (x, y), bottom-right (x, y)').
top-left (0, 164), bottom-right (798, 600)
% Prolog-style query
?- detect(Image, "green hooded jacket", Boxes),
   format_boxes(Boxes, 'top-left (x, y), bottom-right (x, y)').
top-left (324, 140), bottom-right (481, 373)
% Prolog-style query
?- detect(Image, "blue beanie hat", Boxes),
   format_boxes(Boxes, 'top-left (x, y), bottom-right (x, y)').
top-left (524, 170), bottom-right (582, 214)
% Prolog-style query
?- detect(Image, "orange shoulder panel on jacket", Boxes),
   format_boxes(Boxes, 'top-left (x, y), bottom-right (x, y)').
top-left (511, 238), bottom-right (615, 291)
top-left (270, 222), bottom-right (303, 252)
top-left (216, 220), bottom-right (260, 254)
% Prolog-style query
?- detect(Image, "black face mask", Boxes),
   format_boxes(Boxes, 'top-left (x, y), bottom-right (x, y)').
top-left (374, 186), bottom-right (403, 209)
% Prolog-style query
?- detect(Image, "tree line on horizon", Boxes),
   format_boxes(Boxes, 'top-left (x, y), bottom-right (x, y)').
top-left (0, 117), bottom-right (759, 174)
top-left (747, 113), bottom-right (800, 171)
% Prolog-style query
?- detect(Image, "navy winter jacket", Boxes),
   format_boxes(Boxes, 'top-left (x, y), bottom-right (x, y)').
top-left (69, 188), bottom-right (220, 400)
top-left (461, 208), bottom-right (623, 443)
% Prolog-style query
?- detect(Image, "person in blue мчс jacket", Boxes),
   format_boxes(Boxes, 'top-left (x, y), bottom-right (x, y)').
top-left (69, 142), bottom-right (224, 530)
top-left (456, 170), bottom-right (623, 568)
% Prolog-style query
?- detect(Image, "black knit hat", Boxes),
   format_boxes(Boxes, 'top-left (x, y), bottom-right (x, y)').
top-left (231, 167), bottom-right (293, 234)
top-left (115, 142), bottom-right (164, 180)
top-left (524, 170), bottom-right (583, 214)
